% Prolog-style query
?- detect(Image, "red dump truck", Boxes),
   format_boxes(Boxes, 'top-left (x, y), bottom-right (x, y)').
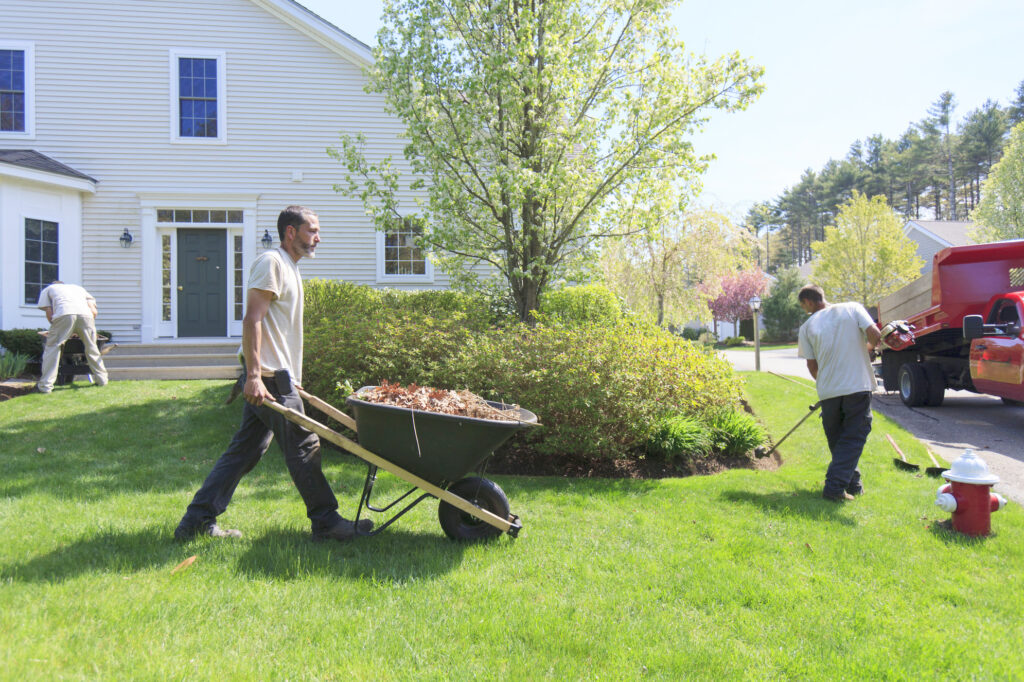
top-left (877, 240), bottom-right (1024, 407)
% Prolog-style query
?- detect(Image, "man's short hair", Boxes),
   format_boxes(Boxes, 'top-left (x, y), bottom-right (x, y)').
top-left (798, 284), bottom-right (825, 304)
top-left (277, 205), bottom-right (317, 241)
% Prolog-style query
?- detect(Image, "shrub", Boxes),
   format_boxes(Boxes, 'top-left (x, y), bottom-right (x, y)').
top-left (679, 326), bottom-right (709, 342)
top-left (0, 329), bottom-right (45, 360)
top-left (537, 284), bottom-right (623, 327)
top-left (647, 415), bottom-right (713, 462)
top-left (302, 281), bottom-right (744, 460)
top-left (0, 351), bottom-right (30, 380)
top-left (697, 331), bottom-right (717, 345)
top-left (708, 410), bottom-right (767, 457)
top-left (722, 336), bottom-right (746, 347)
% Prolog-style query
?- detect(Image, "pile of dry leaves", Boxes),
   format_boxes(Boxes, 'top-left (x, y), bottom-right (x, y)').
top-left (354, 381), bottom-right (521, 422)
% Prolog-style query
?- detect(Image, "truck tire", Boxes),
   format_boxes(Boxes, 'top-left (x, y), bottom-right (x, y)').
top-left (923, 362), bottom-right (945, 407)
top-left (898, 363), bottom-right (929, 407)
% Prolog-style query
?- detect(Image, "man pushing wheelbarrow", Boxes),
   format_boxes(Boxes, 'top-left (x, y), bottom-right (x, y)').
top-left (175, 205), bottom-right (371, 543)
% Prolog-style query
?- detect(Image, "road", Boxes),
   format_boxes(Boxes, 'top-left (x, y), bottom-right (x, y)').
top-left (723, 348), bottom-right (1024, 505)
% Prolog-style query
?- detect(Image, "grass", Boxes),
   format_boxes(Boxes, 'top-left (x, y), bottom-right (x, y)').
top-left (1, 377), bottom-right (1023, 679)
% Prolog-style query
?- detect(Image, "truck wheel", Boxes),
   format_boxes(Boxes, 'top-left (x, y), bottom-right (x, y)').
top-left (923, 362), bottom-right (945, 407)
top-left (898, 363), bottom-right (929, 407)
top-left (438, 477), bottom-right (510, 541)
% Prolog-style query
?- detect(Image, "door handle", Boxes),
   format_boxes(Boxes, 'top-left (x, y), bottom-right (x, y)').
top-left (178, 286), bottom-right (184, 291)
top-left (975, 344), bottom-right (987, 350)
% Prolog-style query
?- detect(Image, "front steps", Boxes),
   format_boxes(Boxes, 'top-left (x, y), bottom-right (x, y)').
top-left (104, 341), bottom-right (241, 381)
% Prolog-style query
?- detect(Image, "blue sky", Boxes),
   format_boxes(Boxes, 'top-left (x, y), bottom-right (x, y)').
top-left (299, 0), bottom-right (1023, 219)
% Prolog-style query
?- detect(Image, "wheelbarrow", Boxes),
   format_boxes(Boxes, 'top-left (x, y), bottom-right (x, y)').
top-left (37, 330), bottom-right (115, 386)
top-left (263, 386), bottom-right (538, 541)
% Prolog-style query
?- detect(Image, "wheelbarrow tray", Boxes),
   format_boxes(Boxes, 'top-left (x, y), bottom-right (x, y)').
top-left (346, 386), bottom-right (537, 488)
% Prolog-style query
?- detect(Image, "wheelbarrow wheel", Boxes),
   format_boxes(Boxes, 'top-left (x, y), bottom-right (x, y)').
top-left (438, 477), bottom-right (510, 541)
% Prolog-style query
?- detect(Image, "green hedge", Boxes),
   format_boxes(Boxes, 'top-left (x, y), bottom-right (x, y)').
top-left (0, 329), bottom-right (45, 360)
top-left (303, 281), bottom-right (744, 460)
top-left (537, 284), bottom-right (623, 326)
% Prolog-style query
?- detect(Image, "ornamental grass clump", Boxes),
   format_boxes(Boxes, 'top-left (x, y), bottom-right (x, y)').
top-left (0, 351), bottom-right (30, 380)
top-left (646, 415), bottom-right (714, 462)
top-left (708, 409), bottom-right (767, 457)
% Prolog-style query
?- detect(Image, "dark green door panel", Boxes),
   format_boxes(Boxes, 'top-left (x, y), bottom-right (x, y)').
top-left (177, 229), bottom-right (227, 337)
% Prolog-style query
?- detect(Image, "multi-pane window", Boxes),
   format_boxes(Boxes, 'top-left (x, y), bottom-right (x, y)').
top-left (24, 218), bottom-right (58, 304)
top-left (157, 209), bottom-right (242, 224)
top-left (0, 49), bottom-right (25, 132)
top-left (233, 235), bottom-right (244, 321)
top-left (161, 234), bottom-right (172, 322)
top-left (178, 57), bottom-right (218, 138)
top-left (384, 217), bottom-right (427, 275)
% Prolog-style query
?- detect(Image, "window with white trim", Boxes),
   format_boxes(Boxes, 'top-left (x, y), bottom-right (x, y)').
top-left (24, 218), bottom-right (58, 304)
top-left (380, 217), bottom-right (430, 279)
top-left (0, 42), bottom-right (33, 137)
top-left (169, 50), bottom-right (226, 142)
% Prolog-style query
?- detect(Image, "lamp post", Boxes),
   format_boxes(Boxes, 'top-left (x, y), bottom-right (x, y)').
top-left (749, 295), bottom-right (762, 372)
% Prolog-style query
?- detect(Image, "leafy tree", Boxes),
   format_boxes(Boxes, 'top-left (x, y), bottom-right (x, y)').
top-left (333, 0), bottom-right (763, 322)
top-left (760, 266), bottom-right (806, 342)
top-left (704, 268), bottom-right (769, 337)
top-left (811, 191), bottom-right (923, 306)
top-left (972, 121), bottom-right (1024, 241)
top-left (600, 207), bottom-right (746, 326)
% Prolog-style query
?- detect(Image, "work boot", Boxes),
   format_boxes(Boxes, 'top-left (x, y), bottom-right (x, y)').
top-left (175, 521), bottom-right (242, 541)
top-left (846, 483), bottom-right (865, 496)
top-left (822, 490), bottom-right (856, 502)
top-left (312, 518), bottom-right (374, 542)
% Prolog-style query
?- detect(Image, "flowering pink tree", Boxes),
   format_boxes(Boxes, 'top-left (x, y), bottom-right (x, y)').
top-left (704, 268), bottom-right (769, 337)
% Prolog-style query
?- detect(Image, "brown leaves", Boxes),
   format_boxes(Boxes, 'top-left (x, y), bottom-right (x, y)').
top-left (357, 380), bottom-right (520, 421)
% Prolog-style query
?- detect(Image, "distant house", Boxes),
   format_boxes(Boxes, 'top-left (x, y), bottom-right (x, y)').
top-left (1, 0), bottom-right (439, 344)
top-left (903, 220), bottom-right (973, 273)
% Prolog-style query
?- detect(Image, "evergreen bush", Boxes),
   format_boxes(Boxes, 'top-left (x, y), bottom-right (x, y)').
top-left (0, 329), bottom-right (45, 360)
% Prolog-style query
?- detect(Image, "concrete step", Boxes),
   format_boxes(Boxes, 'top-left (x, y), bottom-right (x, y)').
top-left (108, 366), bottom-right (241, 381)
top-left (107, 342), bottom-right (239, 357)
top-left (102, 341), bottom-right (241, 381)
top-left (104, 352), bottom-right (239, 368)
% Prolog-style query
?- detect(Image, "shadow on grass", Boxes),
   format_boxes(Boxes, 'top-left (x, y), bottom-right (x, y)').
top-left (927, 518), bottom-right (994, 544)
top-left (720, 489), bottom-right (858, 526)
top-left (233, 527), bottom-right (468, 582)
top-left (0, 526), bottom-right (178, 583)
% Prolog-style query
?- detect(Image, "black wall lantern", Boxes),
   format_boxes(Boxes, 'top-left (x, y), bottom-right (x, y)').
top-left (261, 229), bottom-right (274, 249)
top-left (119, 228), bottom-right (134, 248)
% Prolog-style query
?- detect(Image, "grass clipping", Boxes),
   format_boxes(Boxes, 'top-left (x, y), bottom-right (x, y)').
top-left (356, 381), bottom-right (521, 422)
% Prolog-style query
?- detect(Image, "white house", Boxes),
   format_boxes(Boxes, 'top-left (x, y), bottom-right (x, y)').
top-left (1, 0), bottom-right (438, 346)
top-left (902, 219), bottom-right (973, 273)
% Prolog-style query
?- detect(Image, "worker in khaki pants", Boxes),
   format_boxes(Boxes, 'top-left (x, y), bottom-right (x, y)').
top-left (36, 281), bottom-right (109, 393)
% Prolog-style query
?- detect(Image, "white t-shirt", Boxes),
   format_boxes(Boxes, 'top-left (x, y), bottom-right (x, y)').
top-left (798, 302), bottom-right (876, 401)
top-left (37, 283), bottom-right (95, 318)
top-left (245, 247), bottom-right (305, 385)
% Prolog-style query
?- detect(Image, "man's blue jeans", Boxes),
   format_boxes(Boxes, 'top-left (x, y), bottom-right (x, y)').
top-left (179, 373), bottom-right (343, 534)
top-left (819, 391), bottom-right (872, 496)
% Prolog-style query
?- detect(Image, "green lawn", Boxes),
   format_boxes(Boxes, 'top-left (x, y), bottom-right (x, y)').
top-left (1, 377), bottom-right (1022, 679)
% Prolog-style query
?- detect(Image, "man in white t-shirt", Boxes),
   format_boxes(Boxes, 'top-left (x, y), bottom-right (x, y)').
top-left (36, 282), bottom-right (109, 393)
top-left (176, 206), bottom-right (372, 542)
top-left (797, 285), bottom-right (882, 502)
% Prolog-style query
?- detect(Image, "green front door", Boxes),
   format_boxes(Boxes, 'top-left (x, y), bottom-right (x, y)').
top-left (177, 229), bottom-right (227, 337)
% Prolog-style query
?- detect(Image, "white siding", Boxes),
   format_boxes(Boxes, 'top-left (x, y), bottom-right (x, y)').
top-left (1, 0), bottom-right (439, 343)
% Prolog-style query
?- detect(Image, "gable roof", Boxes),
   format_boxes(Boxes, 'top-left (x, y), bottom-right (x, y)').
top-left (0, 149), bottom-right (97, 192)
top-left (250, 0), bottom-right (373, 67)
top-left (905, 220), bottom-right (973, 248)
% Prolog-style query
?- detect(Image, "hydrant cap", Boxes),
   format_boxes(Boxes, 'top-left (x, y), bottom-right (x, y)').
top-left (941, 450), bottom-right (999, 485)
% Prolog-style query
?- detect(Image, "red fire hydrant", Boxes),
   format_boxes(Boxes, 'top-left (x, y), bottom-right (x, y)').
top-left (935, 450), bottom-right (1007, 537)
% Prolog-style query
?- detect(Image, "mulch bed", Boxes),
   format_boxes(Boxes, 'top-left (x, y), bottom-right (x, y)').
top-left (0, 382), bottom-right (35, 401)
top-left (485, 445), bottom-right (780, 479)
